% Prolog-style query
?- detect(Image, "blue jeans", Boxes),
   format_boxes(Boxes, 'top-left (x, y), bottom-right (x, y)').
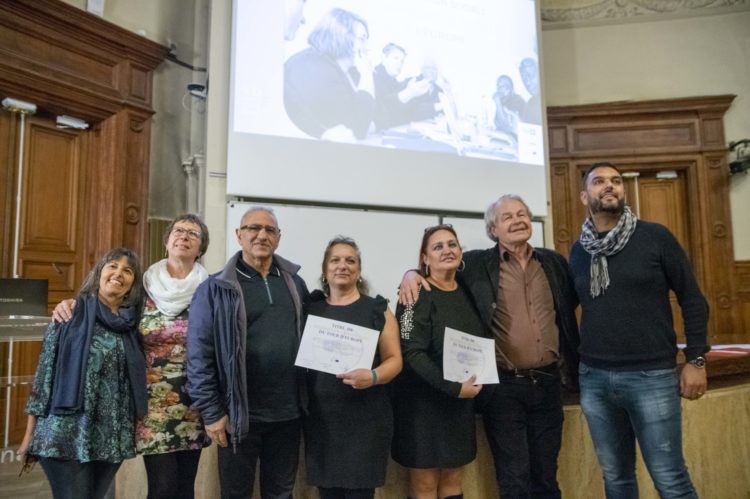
top-left (40, 457), bottom-right (120, 499)
top-left (579, 363), bottom-right (698, 499)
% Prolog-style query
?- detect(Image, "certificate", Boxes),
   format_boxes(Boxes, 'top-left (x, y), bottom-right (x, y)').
top-left (443, 327), bottom-right (499, 385)
top-left (295, 315), bottom-right (380, 375)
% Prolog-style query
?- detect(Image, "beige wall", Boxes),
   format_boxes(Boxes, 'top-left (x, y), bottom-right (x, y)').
top-left (60, 0), bottom-right (206, 220)
top-left (542, 12), bottom-right (750, 260)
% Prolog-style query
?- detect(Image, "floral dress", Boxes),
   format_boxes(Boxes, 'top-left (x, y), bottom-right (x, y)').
top-left (27, 322), bottom-right (136, 463)
top-left (135, 296), bottom-right (206, 455)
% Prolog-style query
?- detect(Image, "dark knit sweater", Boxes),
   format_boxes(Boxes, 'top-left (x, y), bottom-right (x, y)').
top-left (570, 220), bottom-right (709, 371)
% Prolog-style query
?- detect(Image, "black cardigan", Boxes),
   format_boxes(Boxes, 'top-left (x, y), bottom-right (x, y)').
top-left (459, 244), bottom-right (581, 390)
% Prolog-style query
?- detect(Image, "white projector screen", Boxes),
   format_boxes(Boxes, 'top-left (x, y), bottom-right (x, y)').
top-left (227, 0), bottom-right (547, 215)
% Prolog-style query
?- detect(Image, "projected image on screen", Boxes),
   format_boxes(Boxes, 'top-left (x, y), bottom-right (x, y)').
top-left (233, 0), bottom-right (543, 166)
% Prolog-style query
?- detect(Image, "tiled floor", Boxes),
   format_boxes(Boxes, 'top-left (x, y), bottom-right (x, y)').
top-left (0, 458), bottom-right (52, 499)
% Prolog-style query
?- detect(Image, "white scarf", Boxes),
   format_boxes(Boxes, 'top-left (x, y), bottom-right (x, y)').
top-left (143, 259), bottom-right (209, 317)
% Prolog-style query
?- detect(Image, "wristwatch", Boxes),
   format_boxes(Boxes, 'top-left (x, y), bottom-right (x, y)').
top-left (688, 356), bottom-right (707, 368)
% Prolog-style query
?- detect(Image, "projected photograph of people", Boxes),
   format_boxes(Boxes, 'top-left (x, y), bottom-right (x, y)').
top-left (232, 0), bottom-right (544, 166)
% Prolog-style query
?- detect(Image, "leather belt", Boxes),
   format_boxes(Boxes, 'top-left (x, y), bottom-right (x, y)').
top-left (497, 362), bottom-right (558, 380)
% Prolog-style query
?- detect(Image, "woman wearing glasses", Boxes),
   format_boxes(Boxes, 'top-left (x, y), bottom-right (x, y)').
top-left (48, 215), bottom-right (210, 499)
top-left (304, 236), bottom-right (402, 499)
top-left (392, 225), bottom-right (487, 499)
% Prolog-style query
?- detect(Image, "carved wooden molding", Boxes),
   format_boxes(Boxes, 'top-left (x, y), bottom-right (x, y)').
top-left (546, 95), bottom-right (734, 118)
top-left (0, 0), bottom-right (167, 276)
top-left (0, 0), bottom-right (169, 122)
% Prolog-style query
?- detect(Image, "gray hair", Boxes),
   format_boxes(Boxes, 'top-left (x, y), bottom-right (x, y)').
top-left (484, 194), bottom-right (533, 242)
top-left (240, 206), bottom-right (278, 226)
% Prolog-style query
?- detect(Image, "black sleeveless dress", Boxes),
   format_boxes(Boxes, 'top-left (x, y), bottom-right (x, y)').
top-left (304, 292), bottom-right (393, 488)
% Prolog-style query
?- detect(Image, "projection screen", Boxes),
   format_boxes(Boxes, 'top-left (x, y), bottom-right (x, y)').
top-left (227, 0), bottom-right (547, 215)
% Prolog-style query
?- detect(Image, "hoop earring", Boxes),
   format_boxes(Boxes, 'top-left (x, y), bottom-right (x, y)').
top-left (458, 260), bottom-right (466, 272)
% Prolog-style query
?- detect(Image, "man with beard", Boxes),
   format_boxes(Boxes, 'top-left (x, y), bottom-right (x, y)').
top-left (400, 194), bottom-right (580, 499)
top-left (570, 162), bottom-right (708, 499)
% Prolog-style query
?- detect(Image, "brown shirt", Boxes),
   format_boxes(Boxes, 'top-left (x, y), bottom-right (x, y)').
top-left (491, 245), bottom-right (559, 370)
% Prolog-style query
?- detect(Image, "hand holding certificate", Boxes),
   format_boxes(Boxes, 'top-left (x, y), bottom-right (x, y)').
top-left (443, 327), bottom-right (499, 385)
top-left (295, 315), bottom-right (380, 375)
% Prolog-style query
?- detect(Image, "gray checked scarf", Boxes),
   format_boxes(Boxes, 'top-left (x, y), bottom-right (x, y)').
top-left (579, 206), bottom-right (637, 298)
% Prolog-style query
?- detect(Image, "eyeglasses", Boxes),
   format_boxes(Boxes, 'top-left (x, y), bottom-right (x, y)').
top-left (171, 227), bottom-right (202, 240)
top-left (240, 224), bottom-right (280, 236)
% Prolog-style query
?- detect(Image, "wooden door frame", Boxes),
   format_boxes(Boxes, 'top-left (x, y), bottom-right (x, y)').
top-left (0, 0), bottom-right (168, 278)
top-left (547, 95), bottom-right (740, 342)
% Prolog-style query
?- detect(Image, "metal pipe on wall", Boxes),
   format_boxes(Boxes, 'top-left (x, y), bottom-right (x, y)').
top-left (1, 97), bottom-right (37, 278)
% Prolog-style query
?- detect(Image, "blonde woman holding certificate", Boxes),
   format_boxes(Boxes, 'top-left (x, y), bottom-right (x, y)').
top-left (304, 236), bottom-right (402, 499)
top-left (393, 224), bottom-right (487, 499)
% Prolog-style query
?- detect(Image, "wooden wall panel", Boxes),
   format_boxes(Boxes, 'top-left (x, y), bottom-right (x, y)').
top-left (0, 0), bottom-right (168, 274)
top-left (572, 122), bottom-right (698, 153)
top-left (21, 123), bottom-right (81, 252)
top-left (737, 261), bottom-right (750, 338)
top-left (0, 111), bottom-right (16, 274)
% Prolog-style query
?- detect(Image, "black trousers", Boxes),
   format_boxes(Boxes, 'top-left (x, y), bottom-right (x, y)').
top-left (318, 487), bottom-right (374, 499)
top-left (40, 457), bottom-right (120, 499)
top-left (218, 418), bottom-right (301, 499)
top-left (143, 448), bottom-right (203, 499)
top-left (480, 369), bottom-right (564, 499)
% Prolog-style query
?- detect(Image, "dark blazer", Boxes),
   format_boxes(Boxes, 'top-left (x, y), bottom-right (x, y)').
top-left (459, 244), bottom-right (580, 390)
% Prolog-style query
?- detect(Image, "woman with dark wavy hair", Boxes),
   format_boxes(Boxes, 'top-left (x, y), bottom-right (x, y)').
top-left (19, 247), bottom-right (146, 499)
